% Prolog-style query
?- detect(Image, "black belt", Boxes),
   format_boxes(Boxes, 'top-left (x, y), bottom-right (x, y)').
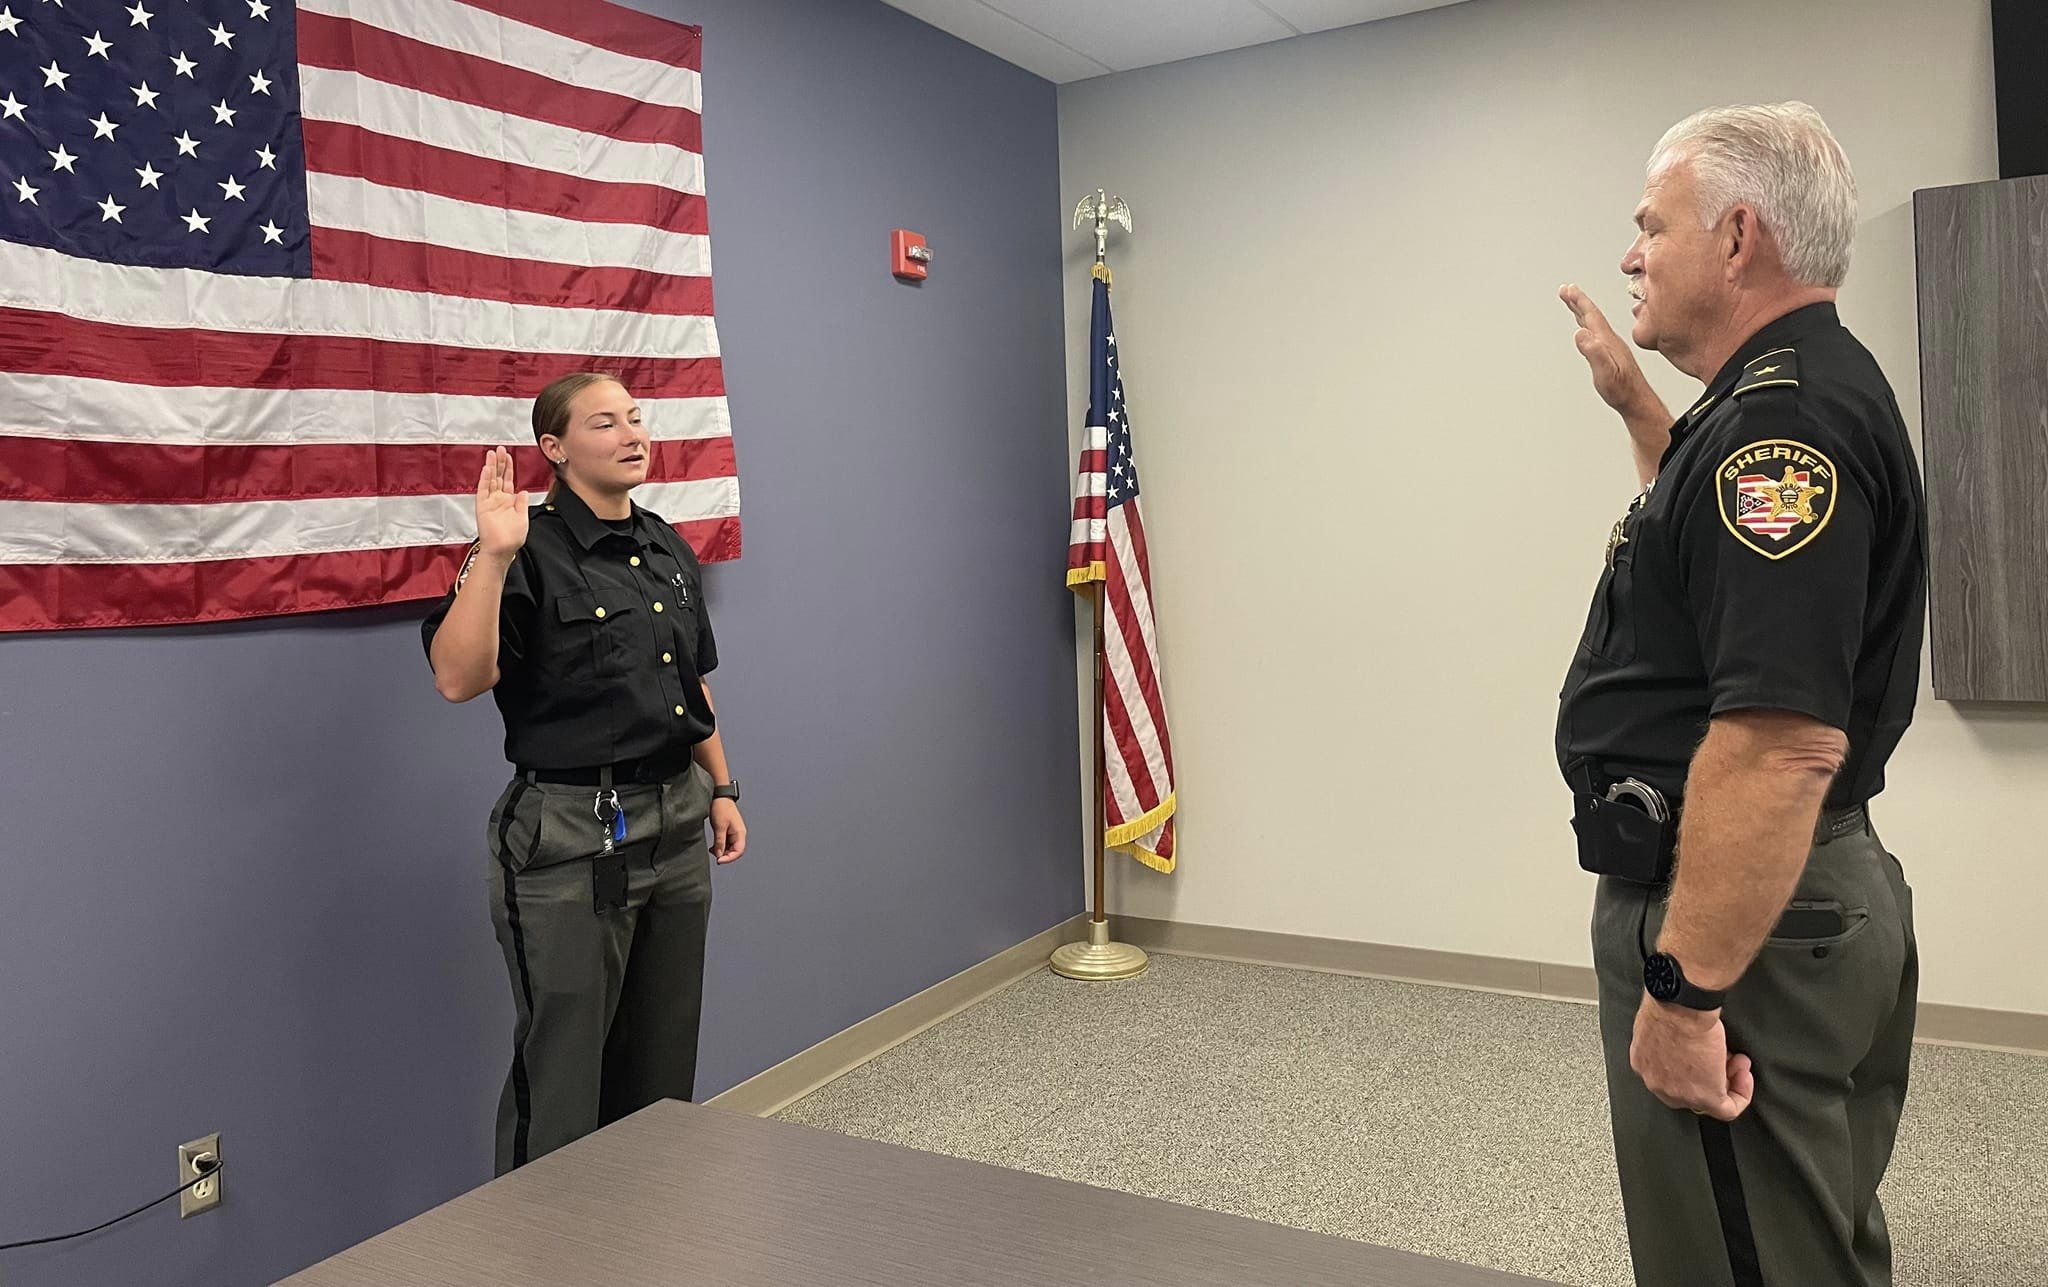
top-left (1813, 803), bottom-right (1869, 845)
top-left (1570, 766), bottom-right (1869, 846)
top-left (518, 753), bottom-right (693, 787)
top-left (1573, 762), bottom-right (1872, 886)
top-left (1647, 797), bottom-right (1868, 845)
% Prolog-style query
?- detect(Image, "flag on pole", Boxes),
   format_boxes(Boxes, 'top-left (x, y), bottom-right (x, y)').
top-left (1067, 264), bottom-right (1176, 873)
top-left (0, 0), bottom-right (738, 632)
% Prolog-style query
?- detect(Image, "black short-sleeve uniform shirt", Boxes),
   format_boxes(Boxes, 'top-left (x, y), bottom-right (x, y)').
top-left (1557, 303), bottom-right (1926, 809)
top-left (422, 484), bottom-right (720, 769)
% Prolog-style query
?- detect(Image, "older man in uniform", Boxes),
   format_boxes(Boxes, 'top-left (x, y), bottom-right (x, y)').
top-left (1556, 102), bottom-right (1926, 1286)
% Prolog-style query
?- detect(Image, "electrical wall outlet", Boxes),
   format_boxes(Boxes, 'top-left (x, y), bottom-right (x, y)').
top-left (178, 1133), bottom-right (221, 1218)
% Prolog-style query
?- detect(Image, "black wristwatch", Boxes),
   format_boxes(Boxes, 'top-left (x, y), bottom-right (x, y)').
top-left (711, 779), bottom-right (740, 804)
top-left (1643, 952), bottom-right (1726, 1012)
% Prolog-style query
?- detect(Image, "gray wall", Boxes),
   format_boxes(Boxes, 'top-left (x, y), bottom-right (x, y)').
top-left (1057, 0), bottom-right (2048, 1015)
top-left (0, 5), bottom-right (1078, 1283)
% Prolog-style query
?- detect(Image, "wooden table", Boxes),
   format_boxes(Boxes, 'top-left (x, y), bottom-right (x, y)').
top-left (284, 1101), bottom-right (1561, 1286)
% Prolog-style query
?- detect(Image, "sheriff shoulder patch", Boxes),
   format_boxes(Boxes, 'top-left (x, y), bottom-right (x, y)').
top-left (1716, 439), bottom-right (1836, 559)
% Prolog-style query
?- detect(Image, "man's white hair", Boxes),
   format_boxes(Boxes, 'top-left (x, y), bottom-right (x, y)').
top-left (1650, 102), bottom-right (1858, 288)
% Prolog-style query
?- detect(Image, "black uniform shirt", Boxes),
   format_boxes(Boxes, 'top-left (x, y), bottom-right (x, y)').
top-left (1557, 303), bottom-right (1926, 809)
top-left (423, 484), bottom-right (720, 769)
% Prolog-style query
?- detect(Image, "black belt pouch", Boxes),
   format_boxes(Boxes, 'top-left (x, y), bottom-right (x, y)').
top-left (1572, 792), bottom-right (1674, 885)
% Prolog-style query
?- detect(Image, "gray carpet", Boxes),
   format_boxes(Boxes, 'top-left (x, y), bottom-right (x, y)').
top-left (775, 953), bottom-right (2048, 1287)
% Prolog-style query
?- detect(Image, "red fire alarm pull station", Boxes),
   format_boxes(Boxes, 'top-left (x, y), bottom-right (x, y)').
top-left (892, 229), bottom-right (931, 280)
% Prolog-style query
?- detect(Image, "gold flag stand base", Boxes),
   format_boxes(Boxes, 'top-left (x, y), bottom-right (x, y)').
top-left (1050, 918), bottom-right (1148, 981)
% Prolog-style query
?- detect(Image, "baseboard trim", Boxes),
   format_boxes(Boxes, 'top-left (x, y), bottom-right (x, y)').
top-left (1114, 916), bottom-right (2048, 1056)
top-left (707, 913), bottom-right (1091, 1117)
top-left (1913, 1002), bottom-right (2048, 1056)
top-left (1113, 916), bottom-right (1602, 1004)
top-left (713, 913), bottom-right (2043, 1115)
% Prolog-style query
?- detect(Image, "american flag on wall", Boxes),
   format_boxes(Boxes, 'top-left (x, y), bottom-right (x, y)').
top-left (1067, 265), bottom-right (1176, 873)
top-left (0, 0), bottom-right (738, 632)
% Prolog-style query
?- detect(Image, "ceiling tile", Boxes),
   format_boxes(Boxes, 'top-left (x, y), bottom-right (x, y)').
top-left (986, 0), bottom-right (1295, 72)
top-left (881, 0), bottom-right (1481, 84)
top-left (1255, 0), bottom-right (1470, 34)
top-left (880, 0), bottom-right (1113, 82)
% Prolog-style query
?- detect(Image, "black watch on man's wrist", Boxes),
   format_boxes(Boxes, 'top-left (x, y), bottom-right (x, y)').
top-left (1643, 952), bottom-right (1726, 1011)
top-left (711, 780), bottom-right (740, 804)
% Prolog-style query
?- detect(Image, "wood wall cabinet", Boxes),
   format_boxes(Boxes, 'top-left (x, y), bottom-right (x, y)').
top-left (1914, 175), bottom-right (2048, 702)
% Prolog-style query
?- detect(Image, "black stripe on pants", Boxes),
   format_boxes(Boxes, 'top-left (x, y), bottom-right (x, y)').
top-left (1700, 1117), bottom-right (1765, 1286)
top-left (495, 780), bottom-right (540, 1169)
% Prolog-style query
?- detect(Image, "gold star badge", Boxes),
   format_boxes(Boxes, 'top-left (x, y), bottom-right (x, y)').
top-left (1761, 466), bottom-right (1825, 525)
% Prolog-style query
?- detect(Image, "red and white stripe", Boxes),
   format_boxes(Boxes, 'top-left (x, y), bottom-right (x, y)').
top-left (0, 0), bottom-right (737, 632)
top-left (1069, 424), bottom-right (1177, 873)
top-left (1736, 475), bottom-right (1805, 537)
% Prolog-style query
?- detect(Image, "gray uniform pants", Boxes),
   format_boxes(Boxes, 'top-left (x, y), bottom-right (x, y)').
top-left (484, 768), bottom-right (714, 1175)
top-left (1593, 813), bottom-right (1918, 1286)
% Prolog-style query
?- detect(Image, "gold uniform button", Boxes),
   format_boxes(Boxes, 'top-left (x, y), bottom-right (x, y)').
top-left (674, 705), bottom-right (685, 717)
top-left (653, 601), bottom-right (665, 613)
top-left (594, 606), bottom-right (607, 619)
top-left (630, 556), bottom-right (641, 567)
top-left (662, 652), bottom-right (674, 664)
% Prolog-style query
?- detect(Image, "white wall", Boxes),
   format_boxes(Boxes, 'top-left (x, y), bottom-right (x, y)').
top-left (1059, 0), bottom-right (2048, 1014)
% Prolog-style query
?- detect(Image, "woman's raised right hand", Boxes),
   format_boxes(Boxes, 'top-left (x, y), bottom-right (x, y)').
top-left (476, 446), bottom-right (530, 558)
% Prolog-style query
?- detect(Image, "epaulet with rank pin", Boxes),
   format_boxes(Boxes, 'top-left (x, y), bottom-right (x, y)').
top-left (1733, 348), bottom-right (1800, 398)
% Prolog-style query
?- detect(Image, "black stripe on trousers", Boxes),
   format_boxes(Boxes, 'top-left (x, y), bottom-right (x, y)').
top-left (1699, 1117), bottom-right (1765, 1286)
top-left (496, 781), bottom-right (541, 1169)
